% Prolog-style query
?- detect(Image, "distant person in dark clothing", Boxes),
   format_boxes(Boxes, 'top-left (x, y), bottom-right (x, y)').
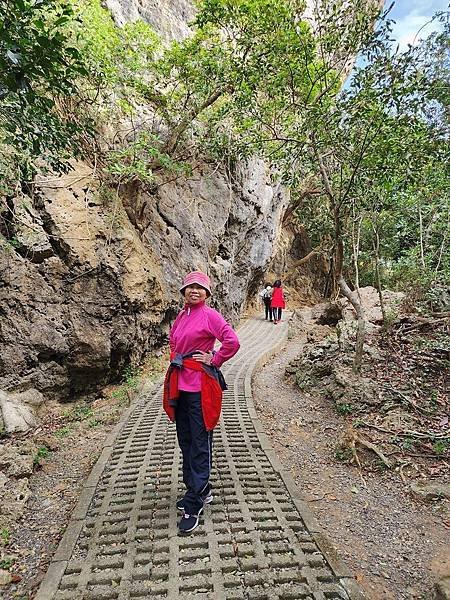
top-left (259, 283), bottom-right (273, 321)
top-left (270, 280), bottom-right (286, 324)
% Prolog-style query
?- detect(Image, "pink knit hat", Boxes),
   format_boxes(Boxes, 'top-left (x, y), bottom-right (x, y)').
top-left (180, 271), bottom-right (212, 297)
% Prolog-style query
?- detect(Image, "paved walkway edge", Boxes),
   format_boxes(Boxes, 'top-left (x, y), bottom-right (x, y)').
top-left (245, 317), bottom-right (366, 600)
top-left (35, 377), bottom-right (164, 600)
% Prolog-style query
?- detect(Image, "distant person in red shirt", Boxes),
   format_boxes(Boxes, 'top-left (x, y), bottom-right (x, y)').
top-left (163, 271), bottom-right (240, 534)
top-left (270, 280), bottom-right (286, 324)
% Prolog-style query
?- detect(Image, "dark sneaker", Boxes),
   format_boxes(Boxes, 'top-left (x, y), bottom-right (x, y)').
top-left (177, 490), bottom-right (213, 511)
top-left (178, 509), bottom-right (202, 534)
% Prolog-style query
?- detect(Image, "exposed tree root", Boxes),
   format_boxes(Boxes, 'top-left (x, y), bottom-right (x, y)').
top-left (341, 425), bottom-right (392, 469)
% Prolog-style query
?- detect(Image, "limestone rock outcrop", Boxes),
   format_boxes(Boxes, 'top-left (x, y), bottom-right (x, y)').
top-left (105, 0), bottom-right (194, 40)
top-left (0, 162), bottom-right (166, 403)
top-left (0, 389), bottom-right (44, 433)
top-left (340, 286), bottom-right (405, 324)
top-left (0, 443), bottom-right (35, 528)
top-left (0, 158), bottom-right (289, 408)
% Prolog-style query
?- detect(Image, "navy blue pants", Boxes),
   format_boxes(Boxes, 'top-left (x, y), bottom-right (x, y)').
top-left (175, 391), bottom-right (213, 514)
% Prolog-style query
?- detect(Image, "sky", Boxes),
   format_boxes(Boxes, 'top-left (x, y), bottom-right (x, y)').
top-left (388, 0), bottom-right (447, 50)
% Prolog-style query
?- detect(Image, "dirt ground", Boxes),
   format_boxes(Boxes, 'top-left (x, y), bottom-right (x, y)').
top-left (0, 397), bottom-right (127, 599)
top-left (253, 309), bottom-right (449, 600)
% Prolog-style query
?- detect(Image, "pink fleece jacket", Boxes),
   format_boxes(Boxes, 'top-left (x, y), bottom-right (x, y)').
top-left (169, 301), bottom-right (240, 392)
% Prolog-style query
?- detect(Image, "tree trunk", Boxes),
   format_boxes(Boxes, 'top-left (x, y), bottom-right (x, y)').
top-left (351, 205), bottom-right (362, 290)
top-left (160, 87), bottom-right (226, 157)
top-left (323, 257), bottom-right (334, 298)
top-left (372, 225), bottom-right (387, 324)
top-left (338, 274), bottom-right (366, 374)
top-left (312, 138), bottom-right (365, 369)
top-left (312, 139), bottom-right (340, 297)
top-left (418, 204), bottom-right (425, 269)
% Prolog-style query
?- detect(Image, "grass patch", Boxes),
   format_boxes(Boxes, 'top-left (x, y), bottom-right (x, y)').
top-left (0, 556), bottom-right (15, 569)
top-left (334, 446), bottom-right (353, 462)
top-left (54, 426), bottom-right (71, 438)
top-left (432, 440), bottom-right (448, 456)
top-left (65, 404), bottom-right (94, 422)
top-left (335, 402), bottom-right (353, 415)
top-left (33, 445), bottom-right (51, 466)
top-left (0, 528), bottom-right (10, 546)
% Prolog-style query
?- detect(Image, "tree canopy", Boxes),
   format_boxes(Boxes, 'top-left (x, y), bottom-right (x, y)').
top-left (0, 0), bottom-right (448, 316)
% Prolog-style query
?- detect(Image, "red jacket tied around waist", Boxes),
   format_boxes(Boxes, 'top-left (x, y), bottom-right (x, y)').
top-left (163, 301), bottom-right (240, 430)
top-left (164, 355), bottom-right (224, 430)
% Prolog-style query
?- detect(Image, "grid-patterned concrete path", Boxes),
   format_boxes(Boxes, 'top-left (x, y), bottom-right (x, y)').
top-left (37, 316), bottom-right (364, 600)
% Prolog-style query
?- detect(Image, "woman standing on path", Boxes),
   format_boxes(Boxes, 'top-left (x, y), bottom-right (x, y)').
top-left (270, 279), bottom-right (286, 324)
top-left (163, 271), bottom-right (240, 534)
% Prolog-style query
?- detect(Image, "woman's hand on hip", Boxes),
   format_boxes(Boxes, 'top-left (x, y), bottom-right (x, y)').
top-left (193, 350), bottom-right (213, 365)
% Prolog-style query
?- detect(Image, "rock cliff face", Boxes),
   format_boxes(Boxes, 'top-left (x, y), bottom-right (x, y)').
top-left (0, 157), bottom-right (289, 418)
top-left (122, 157), bottom-right (288, 315)
top-left (1, 164), bottom-right (165, 403)
top-left (105, 0), bottom-right (194, 40)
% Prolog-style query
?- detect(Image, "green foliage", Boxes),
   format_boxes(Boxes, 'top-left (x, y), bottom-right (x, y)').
top-left (54, 425), bottom-right (71, 438)
top-left (432, 440), bottom-right (448, 456)
top-left (111, 364), bottom-right (142, 405)
top-left (66, 404), bottom-right (94, 421)
top-left (0, 556), bottom-right (15, 569)
top-left (74, 0), bottom-right (161, 101)
top-left (0, 528), bottom-right (10, 546)
top-left (106, 131), bottom-right (192, 184)
top-left (0, 144), bottom-right (21, 196)
top-left (0, 0), bottom-right (86, 97)
top-left (334, 445), bottom-right (353, 462)
top-left (0, 0), bottom-right (92, 185)
top-left (122, 365), bottom-right (141, 391)
top-left (155, 0), bottom-right (320, 160)
top-left (33, 444), bottom-right (51, 465)
top-left (0, 234), bottom-right (20, 252)
top-left (335, 402), bottom-right (353, 415)
top-left (280, 10), bottom-right (450, 301)
top-left (400, 437), bottom-right (416, 451)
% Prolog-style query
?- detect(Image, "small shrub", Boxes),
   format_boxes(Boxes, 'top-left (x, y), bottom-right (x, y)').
top-left (335, 446), bottom-right (353, 462)
top-left (111, 388), bottom-right (127, 401)
top-left (432, 440), bottom-right (448, 456)
top-left (54, 426), bottom-right (71, 438)
top-left (34, 445), bottom-right (51, 466)
top-left (382, 306), bottom-right (400, 330)
top-left (400, 437), bottom-right (415, 451)
top-left (0, 556), bottom-right (15, 569)
top-left (70, 405), bottom-right (94, 421)
top-left (335, 402), bottom-right (353, 415)
top-left (0, 528), bottom-right (10, 546)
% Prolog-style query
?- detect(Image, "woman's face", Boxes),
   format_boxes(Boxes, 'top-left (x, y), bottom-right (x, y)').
top-left (184, 284), bottom-right (208, 305)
